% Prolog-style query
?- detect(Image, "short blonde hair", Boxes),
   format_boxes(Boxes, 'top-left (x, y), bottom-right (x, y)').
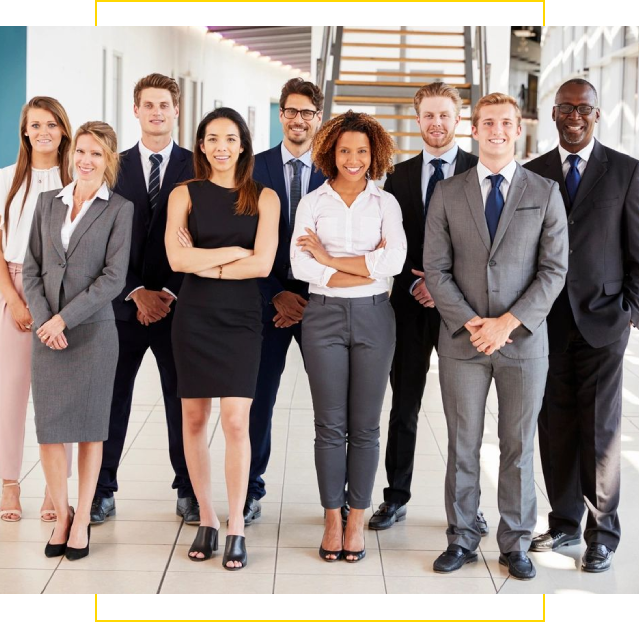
top-left (414, 82), bottom-right (463, 116)
top-left (71, 121), bottom-right (119, 188)
top-left (472, 93), bottom-right (521, 127)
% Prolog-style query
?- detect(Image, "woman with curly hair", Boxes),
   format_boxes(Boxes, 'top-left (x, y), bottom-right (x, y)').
top-left (290, 110), bottom-right (407, 563)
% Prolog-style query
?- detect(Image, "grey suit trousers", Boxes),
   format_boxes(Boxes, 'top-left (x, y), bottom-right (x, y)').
top-left (439, 352), bottom-right (548, 553)
top-left (302, 293), bottom-right (395, 509)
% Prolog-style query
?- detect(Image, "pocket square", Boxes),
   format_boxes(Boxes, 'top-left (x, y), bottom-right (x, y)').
top-left (515, 206), bottom-right (541, 211)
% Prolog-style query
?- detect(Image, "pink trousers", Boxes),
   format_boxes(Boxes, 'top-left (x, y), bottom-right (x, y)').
top-left (0, 263), bottom-right (72, 481)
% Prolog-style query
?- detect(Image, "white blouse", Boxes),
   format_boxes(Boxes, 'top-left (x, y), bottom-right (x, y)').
top-left (57, 181), bottom-right (110, 252)
top-left (290, 179), bottom-right (407, 298)
top-left (0, 164), bottom-right (62, 264)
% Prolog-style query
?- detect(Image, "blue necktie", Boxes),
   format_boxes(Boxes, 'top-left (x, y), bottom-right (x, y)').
top-left (148, 153), bottom-right (163, 210)
top-left (485, 174), bottom-right (505, 243)
top-left (565, 154), bottom-right (582, 204)
top-left (424, 158), bottom-right (444, 217)
top-left (289, 159), bottom-right (303, 233)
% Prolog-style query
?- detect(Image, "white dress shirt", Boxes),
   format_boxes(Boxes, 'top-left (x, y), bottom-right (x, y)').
top-left (290, 179), bottom-right (407, 298)
top-left (0, 165), bottom-right (62, 264)
top-left (476, 159), bottom-right (518, 208)
top-left (57, 181), bottom-right (110, 252)
top-left (421, 143), bottom-right (459, 205)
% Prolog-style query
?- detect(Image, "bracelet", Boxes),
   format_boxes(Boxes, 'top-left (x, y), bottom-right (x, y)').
top-left (218, 265), bottom-right (223, 279)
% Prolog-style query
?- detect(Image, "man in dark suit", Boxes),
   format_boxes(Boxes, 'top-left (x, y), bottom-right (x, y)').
top-left (243, 78), bottom-right (326, 523)
top-left (369, 82), bottom-right (486, 532)
top-left (525, 78), bottom-right (639, 572)
top-left (91, 74), bottom-right (198, 525)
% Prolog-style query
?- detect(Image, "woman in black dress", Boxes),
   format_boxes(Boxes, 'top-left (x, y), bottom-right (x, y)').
top-left (166, 108), bottom-right (278, 570)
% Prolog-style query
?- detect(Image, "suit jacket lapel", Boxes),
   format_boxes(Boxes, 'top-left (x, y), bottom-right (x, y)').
top-left (490, 164), bottom-right (527, 256)
top-left (266, 145), bottom-right (289, 226)
top-left (463, 168), bottom-right (491, 252)
top-left (122, 144), bottom-right (149, 210)
top-left (309, 164), bottom-right (325, 193)
top-left (66, 193), bottom-right (111, 258)
top-left (570, 139), bottom-right (607, 215)
top-left (50, 197), bottom-right (67, 261)
top-left (407, 152), bottom-right (425, 231)
top-left (543, 147), bottom-right (570, 208)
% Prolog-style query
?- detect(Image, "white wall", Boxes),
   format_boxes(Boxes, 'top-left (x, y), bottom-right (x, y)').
top-left (26, 26), bottom-right (298, 154)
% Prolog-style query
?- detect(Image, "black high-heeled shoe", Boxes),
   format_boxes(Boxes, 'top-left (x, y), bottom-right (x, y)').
top-left (188, 526), bottom-right (219, 562)
top-left (222, 535), bottom-right (247, 571)
top-left (319, 545), bottom-right (343, 562)
top-left (65, 524), bottom-right (91, 561)
top-left (343, 547), bottom-right (366, 563)
top-left (44, 507), bottom-right (74, 558)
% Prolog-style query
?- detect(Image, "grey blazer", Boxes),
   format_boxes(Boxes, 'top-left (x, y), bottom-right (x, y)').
top-left (23, 189), bottom-right (134, 330)
top-left (423, 163), bottom-right (568, 360)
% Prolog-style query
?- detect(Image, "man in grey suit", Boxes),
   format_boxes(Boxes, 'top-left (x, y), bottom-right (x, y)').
top-left (424, 93), bottom-right (568, 580)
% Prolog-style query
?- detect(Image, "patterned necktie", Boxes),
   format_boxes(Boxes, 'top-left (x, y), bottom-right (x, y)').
top-left (485, 174), bottom-right (505, 243)
top-left (424, 158), bottom-right (444, 217)
top-left (289, 159), bottom-right (303, 232)
top-left (148, 153), bottom-right (163, 210)
top-left (565, 153), bottom-right (582, 205)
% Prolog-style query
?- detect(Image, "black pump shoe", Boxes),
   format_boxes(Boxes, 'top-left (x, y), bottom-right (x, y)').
top-left (188, 526), bottom-right (219, 562)
top-left (223, 535), bottom-right (247, 571)
top-left (65, 524), bottom-right (91, 561)
top-left (45, 507), bottom-right (74, 558)
top-left (319, 545), bottom-right (343, 562)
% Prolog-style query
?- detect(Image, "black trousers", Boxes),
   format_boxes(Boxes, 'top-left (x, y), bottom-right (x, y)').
top-left (538, 323), bottom-right (630, 551)
top-left (96, 318), bottom-right (193, 498)
top-left (383, 295), bottom-right (440, 506)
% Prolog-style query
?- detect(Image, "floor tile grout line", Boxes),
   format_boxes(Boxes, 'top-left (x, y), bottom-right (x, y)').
top-left (39, 557), bottom-right (64, 594)
top-left (156, 515), bottom-right (185, 593)
top-left (479, 547), bottom-right (499, 593)
top-left (118, 408), bottom-right (155, 465)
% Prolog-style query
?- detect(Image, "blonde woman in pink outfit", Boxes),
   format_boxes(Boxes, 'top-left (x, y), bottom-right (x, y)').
top-left (0, 97), bottom-right (73, 522)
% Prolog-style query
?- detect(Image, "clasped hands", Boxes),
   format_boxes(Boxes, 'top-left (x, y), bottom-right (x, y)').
top-left (465, 312), bottom-right (521, 355)
top-left (36, 314), bottom-right (67, 350)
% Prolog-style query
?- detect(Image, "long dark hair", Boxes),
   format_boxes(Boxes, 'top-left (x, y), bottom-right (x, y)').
top-left (191, 107), bottom-right (258, 216)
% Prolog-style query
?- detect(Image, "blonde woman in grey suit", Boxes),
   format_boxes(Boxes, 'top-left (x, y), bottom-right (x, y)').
top-left (23, 122), bottom-right (133, 561)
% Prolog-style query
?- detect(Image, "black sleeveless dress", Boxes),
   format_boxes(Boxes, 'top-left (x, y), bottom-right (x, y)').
top-left (172, 180), bottom-right (264, 398)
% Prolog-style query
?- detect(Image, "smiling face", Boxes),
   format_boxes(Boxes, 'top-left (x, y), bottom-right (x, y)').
top-left (280, 93), bottom-right (322, 148)
top-left (334, 131), bottom-right (371, 185)
top-left (24, 108), bottom-right (63, 159)
top-left (199, 117), bottom-right (244, 175)
top-left (73, 134), bottom-right (107, 184)
top-left (553, 82), bottom-right (600, 152)
top-left (134, 87), bottom-right (178, 139)
top-left (472, 102), bottom-right (521, 162)
top-left (416, 95), bottom-right (460, 154)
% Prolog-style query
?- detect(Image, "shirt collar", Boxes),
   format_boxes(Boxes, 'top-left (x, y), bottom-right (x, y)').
top-left (558, 138), bottom-right (595, 165)
top-left (422, 143), bottom-right (459, 167)
top-left (139, 138), bottom-right (174, 163)
top-left (476, 159), bottom-right (517, 186)
top-left (281, 142), bottom-right (312, 168)
top-left (56, 180), bottom-right (110, 208)
top-left (317, 178), bottom-right (381, 199)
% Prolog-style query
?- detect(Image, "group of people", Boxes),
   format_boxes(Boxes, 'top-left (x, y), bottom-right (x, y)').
top-left (0, 72), bottom-right (637, 580)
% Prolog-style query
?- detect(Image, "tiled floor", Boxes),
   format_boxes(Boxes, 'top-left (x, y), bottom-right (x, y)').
top-left (2, 331), bottom-right (639, 594)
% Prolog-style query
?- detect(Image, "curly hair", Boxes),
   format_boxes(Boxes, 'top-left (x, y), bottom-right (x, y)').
top-left (311, 110), bottom-right (396, 180)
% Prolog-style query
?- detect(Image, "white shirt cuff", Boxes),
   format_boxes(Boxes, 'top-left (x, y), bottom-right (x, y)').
top-left (409, 278), bottom-right (422, 294)
top-left (125, 286), bottom-right (144, 301)
top-left (162, 287), bottom-right (177, 300)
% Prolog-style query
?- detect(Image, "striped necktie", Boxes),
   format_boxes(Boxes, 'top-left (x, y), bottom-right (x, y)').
top-left (424, 158), bottom-right (444, 217)
top-left (289, 159), bottom-right (303, 232)
top-left (148, 153), bottom-right (163, 210)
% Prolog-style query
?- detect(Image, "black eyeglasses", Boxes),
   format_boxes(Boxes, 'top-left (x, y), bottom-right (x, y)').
top-left (281, 107), bottom-right (319, 121)
top-left (554, 104), bottom-right (598, 115)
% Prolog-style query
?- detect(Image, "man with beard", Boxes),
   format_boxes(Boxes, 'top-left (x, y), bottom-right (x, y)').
top-left (369, 82), bottom-right (486, 533)
top-left (525, 79), bottom-right (639, 572)
top-left (244, 78), bottom-right (327, 524)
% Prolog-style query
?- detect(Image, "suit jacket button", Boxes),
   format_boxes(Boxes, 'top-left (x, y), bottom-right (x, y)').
top-left (488, 260), bottom-right (496, 267)
top-left (569, 220), bottom-right (575, 225)
top-left (569, 249), bottom-right (573, 254)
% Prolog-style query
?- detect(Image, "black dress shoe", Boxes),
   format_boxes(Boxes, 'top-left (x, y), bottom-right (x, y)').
top-left (90, 496), bottom-right (115, 525)
top-left (476, 510), bottom-right (489, 537)
top-left (499, 551), bottom-right (536, 580)
top-left (582, 543), bottom-right (614, 573)
top-left (368, 503), bottom-right (407, 531)
top-left (176, 497), bottom-right (200, 525)
top-left (433, 544), bottom-right (478, 573)
top-left (243, 497), bottom-right (261, 526)
top-left (530, 528), bottom-right (581, 552)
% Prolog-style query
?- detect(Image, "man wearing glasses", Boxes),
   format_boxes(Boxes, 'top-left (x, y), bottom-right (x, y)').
top-left (525, 79), bottom-right (639, 572)
top-left (245, 78), bottom-right (327, 524)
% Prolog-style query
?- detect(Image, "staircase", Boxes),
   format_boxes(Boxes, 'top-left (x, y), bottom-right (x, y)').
top-left (319, 27), bottom-right (480, 160)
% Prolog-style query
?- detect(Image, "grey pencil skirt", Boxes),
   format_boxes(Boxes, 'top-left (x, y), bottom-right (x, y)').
top-left (32, 320), bottom-right (118, 444)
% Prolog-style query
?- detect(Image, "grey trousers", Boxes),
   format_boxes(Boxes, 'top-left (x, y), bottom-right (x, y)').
top-left (302, 293), bottom-right (396, 509)
top-left (439, 352), bottom-right (548, 553)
